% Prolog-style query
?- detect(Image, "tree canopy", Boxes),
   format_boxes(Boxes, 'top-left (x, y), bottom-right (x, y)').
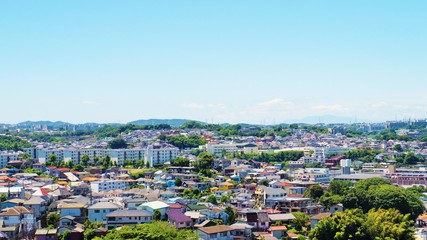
top-left (309, 208), bottom-right (415, 240)
top-left (0, 135), bottom-right (32, 151)
top-left (166, 134), bottom-right (207, 149)
top-left (341, 177), bottom-right (424, 220)
top-left (95, 221), bottom-right (198, 240)
top-left (107, 138), bottom-right (128, 149)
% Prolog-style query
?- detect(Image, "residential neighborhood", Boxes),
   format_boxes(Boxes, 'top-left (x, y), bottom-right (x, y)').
top-left (0, 120), bottom-right (426, 239)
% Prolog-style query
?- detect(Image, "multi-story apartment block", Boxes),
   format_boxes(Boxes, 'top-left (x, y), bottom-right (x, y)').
top-left (145, 145), bottom-right (179, 167)
top-left (0, 151), bottom-right (19, 168)
top-left (203, 143), bottom-right (259, 156)
top-left (28, 147), bottom-right (149, 166)
top-left (90, 179), bottom-right (128, 193)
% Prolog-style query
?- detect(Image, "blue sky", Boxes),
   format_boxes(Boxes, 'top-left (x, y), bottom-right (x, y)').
top-left (1, 1), bottom-right (426, 124)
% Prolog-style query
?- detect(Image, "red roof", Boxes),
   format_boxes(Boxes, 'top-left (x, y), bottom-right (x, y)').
top-left (169, 203), bottom-right (185, 209)
top-left (269, 226), bottom-right (287, 231)
top-left (265, 208), bottom-right (282, 214)
top-left (56, 168), bottom-right (70, 172)
top-left (276, 182), bottom-right (293, 187)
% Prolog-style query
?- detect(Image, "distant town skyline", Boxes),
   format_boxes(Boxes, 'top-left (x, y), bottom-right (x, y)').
top-left (1, 1), bottom-right (426, 124)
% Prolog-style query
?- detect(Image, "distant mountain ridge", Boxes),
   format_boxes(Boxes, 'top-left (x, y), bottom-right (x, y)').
top-left (0, 115), bottom-right (378, 129)
top-left (129, 119), bottom-right (205, 127)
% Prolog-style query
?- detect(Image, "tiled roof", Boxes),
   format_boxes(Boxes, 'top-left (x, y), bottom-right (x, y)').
top-left (106, 209), bottom-right (153, 217)
top-left (311, 212), bottom-right (331, 220)
top-left (198, 225), bottom-right (233, 234)
top-left (0, 206), bottom-right (33, 216)
top-left (88, 202), bottom-right (121, 210)
top-left (167, 209), bottom-right (192, 222)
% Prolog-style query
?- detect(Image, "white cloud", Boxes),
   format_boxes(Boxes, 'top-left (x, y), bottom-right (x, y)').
top-left (181, 103), bottom-right (205, 110)
top-left (255, 98), bottom-right (295, 111)
top-left (371, 101), bottom-right (388, 108)
top-left (81, 100), bottom-right (100, 106)
top-left (311, 104), bottom-right (348, 112)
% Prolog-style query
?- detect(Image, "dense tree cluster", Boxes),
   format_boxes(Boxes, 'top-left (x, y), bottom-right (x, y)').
top-left (231, 151), bottom-right (304, 163)
top-left (165, 134), bottom-right (207, 149)
top-left (95, 124), bottom-right (171, 138)
top-left (343, 149), bottom-right (380, 163)
top-left (310, 208), bottom-right (415, 240)
top-left (170, 157), bottom-right (190, 167)
top-left (333, 178), bottom-right (425, 220)
top-left (95, 221), bottom-right (198, 240)
top-left (0, 135), bottom-right (32, 151)
top-left (107, 138), bottom-right (128, 149)
top-left (395, 152), bottom-right (424, 166)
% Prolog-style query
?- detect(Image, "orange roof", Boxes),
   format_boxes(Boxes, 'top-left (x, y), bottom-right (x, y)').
top-left (83, 177), bottom-right (98, 182)
top-left (269, 226), bottom-right (287, 231)
top-left (56, 168), bottom-right (70, 172)
top-left (169, 203), bottom-right (185, 209)
top-left (56, 181), bottom-right (68, 185)
top-left (276, 182), bottom-right (293, 187)
top-left (287, 232), bottom-right (298, 238)
top-left (0, 176), bottom-right (16, 182)
top-left (265, 208), bottom-right (282, 214)
top-left (311, 212), bottom-right (331, 220)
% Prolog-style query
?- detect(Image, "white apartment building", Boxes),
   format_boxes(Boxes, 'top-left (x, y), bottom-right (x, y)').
top-left (90, 179), bottom-right (127, 192)
top-left (145, 145), bottom-right (179, 167)
top-left (0, 151), bottom-right (19, 168)
top-left (109, 149), bottom-right (146, 166)
top-left (28, 147), bottom-right (148, 166)
top-left (203, 143), bottom-right (259, 156)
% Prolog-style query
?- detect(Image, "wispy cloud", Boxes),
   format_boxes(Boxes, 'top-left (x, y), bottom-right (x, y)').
top-left (255, 98), bottom-right (295, 111)
top-left (181, 103), bottom-right (226, 110)
top-left (181, 103), bottom-right (205, 110)
top-left (311, 104), bottom-right (348, 112)
top-left (81, 100), bottom-right (100, 106)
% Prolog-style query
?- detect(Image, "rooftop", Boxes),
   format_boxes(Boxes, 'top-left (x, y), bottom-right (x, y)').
top-left (198, 225), bottom-right (233, 234)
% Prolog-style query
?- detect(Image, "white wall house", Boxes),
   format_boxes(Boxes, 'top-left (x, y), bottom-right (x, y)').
top-left (88, 202), bottom-right (122, 223)
top-left (145, 145), bottom-right (179, 167)
top-left (90, 180), bottom-right (127, 193)
top-left (0, 151), bottom-right (19, 168)
top-left (106, 209), bottom-right (153, 229)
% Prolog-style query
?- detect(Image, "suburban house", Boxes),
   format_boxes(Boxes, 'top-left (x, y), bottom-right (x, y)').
top-left (167, 209), bottom-right (193, 229)
top-left (310, 212), bottom-right (331, 230)
top-left (35, 229), bottom-right (58, 240)
top-left (0, 206), bottom-right (35, 230)
top-left (58, 203), bottom-right (87, 219)
top-left (106, 209), bottom-right (153, 229)
top-left (197, 225), bottom-right (234, 240)
top-left (124, 198), bottom-right (146, 209)
top-left (88, 201), bottom-right (122, 223)
top-left (138, 201), bottom-right (170, 220)
top-left (24, 196), bottom-right (47, 218)
top-left (230, 223), bottom-right (254, 240)
top-left (269, 226), bottom-right (288, 239)
top-left (255, 186), bottom-right (286, 208)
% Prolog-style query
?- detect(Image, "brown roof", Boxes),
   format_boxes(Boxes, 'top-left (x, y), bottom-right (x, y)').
top-left (269, 226), bottom-right (287, 231)
top-left (199, 225), bottom-right (233, 234)
top-left (0, 206), bottom-right (33, 216)
top-left (311, 212), bottom-right (331, 220)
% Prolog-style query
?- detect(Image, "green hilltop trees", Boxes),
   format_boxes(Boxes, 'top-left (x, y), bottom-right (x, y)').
top-left (310, 208), bottom-right (415, 240)
top-left (94, 221), bottom-right (198, 240)
top-left (340, 178), bottom-right (424, 220)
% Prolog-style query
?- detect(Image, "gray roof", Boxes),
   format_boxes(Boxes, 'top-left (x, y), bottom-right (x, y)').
top-left (124, 198), bottom-right (146, 203)
top-left (268, 213), bottom-right (296, 221)
top-left (24, 196), bottom-right (46, 205)
top-left (258, 186), bottom-right (286, 195)
top-left (88, 202), bottom-right (121, 210)
top-left (333, 174), bottom-right (385, 181)
top-left (106, 209), bottom-right (153, 217)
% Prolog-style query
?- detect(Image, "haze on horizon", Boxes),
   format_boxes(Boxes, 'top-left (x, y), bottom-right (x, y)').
top-left (1, 1), bottom-right (426, 125)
